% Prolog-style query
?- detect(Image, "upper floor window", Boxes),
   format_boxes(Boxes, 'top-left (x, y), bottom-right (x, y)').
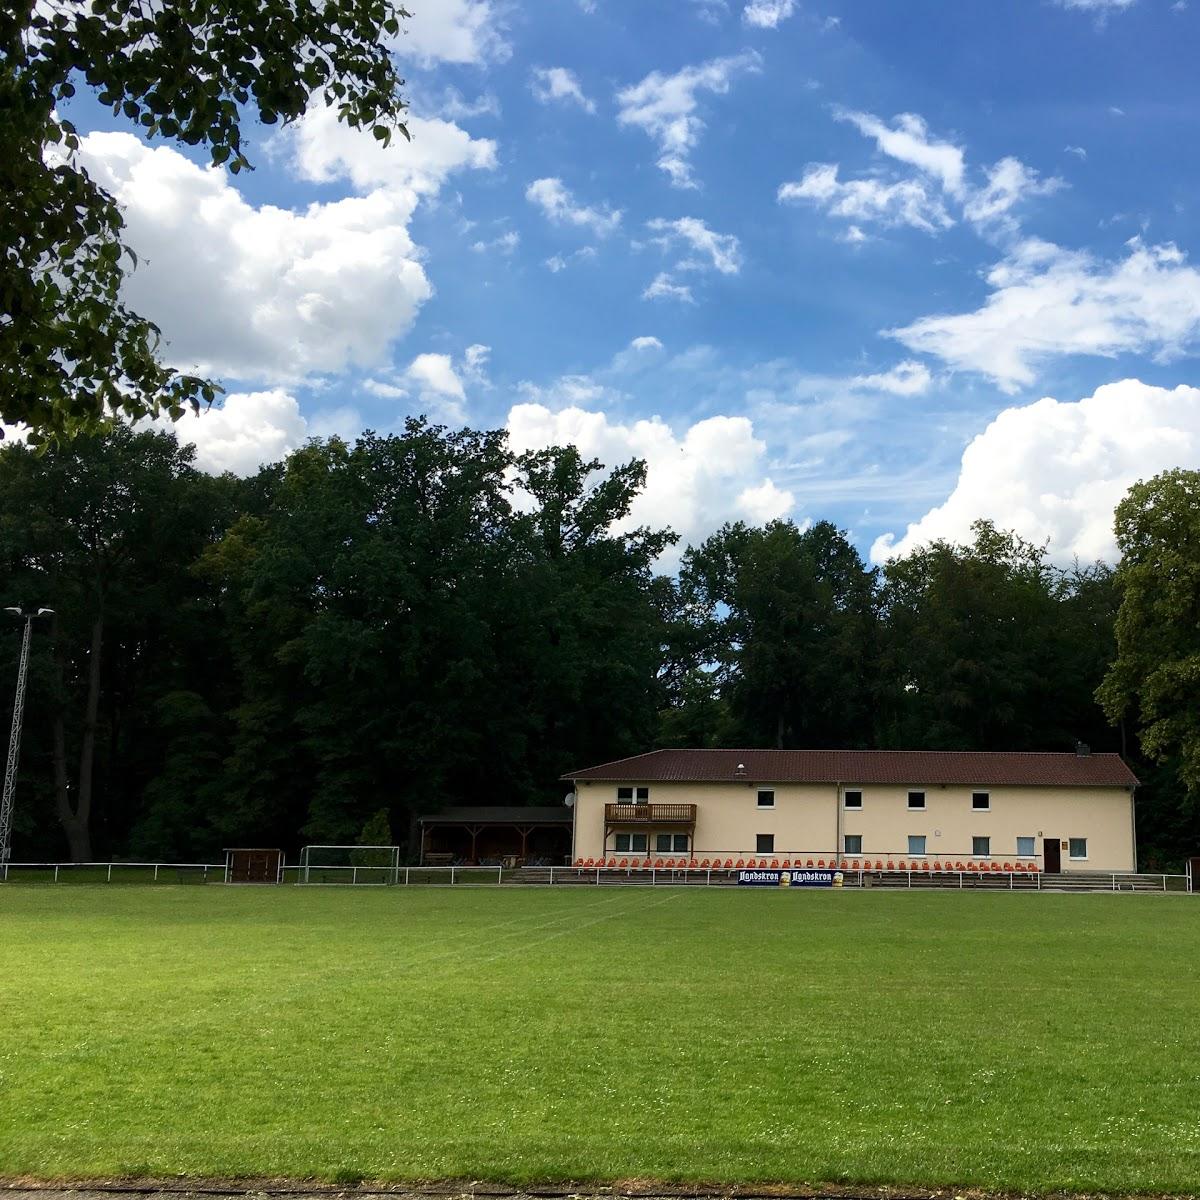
top-left (907, 791), bottom-right (926, 810)
top-left (844, 834), bottom-right (863, 854)
top-left (756, 833), bottom-right (775, 854)
top-left (617, 786), bottom-right (649, 804)
top-left (844, 789), bottom-right (863, 809)
top-left (972, 791), bottom-right (990, 811)
top-left (757, 789), bottom-right (775, 808)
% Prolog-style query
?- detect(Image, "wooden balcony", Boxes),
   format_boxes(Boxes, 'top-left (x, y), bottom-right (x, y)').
top-left (604, 802), bottom-right (697, 826)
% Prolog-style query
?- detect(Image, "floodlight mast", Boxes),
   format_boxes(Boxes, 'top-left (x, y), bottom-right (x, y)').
top-left (0, 607), bottom-right (53, 870)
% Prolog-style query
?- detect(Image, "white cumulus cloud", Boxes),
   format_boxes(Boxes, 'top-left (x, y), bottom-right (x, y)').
top-left (530, 67), bottom-right (596, 113)
top-left (850, 360), bottom-right (933, 396)
top-left (505, 403), bottom-right (793, 563)
top-left (743, 0), bottom-right (796, 27)
top-left (890, 237), bottom-right (1200, 391)
top-left (393, 0), bottom-right (510, 65)
top-left (870, 379), bottom-right (1200, 566)
top-left (647, 216), bottom-right (743, 274)
top-left (616, 52), bottom-right (761, 188)
top-left (778, 164), bottom-right (953, 234)
top-left (166, 389), bottom-right (309, 475)
top-left (833, 108), bottom-right (966, 197)
top-left (643, 272), bottom-right (695, 303)
top-left (79, 133), bottom-right (443, 384)
top-left (526, 177), bottom-right (622, 235)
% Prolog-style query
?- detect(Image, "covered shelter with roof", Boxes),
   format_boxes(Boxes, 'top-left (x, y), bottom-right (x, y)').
top-left (563, 747), bottom-right (1139, 873)
top-left (414, 806), bottom-right (573, 866)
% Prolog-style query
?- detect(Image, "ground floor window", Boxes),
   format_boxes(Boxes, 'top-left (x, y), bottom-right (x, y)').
top-left (1016, 836), bottom-right (1036, 856)
top-left (972, 835), bottom-right (991, 857)
top-left (844, 834), bottom-right (863, 854)
top-left (655, 832), bottom-right (689, 854)
top-left (756, 833), bottom-right (775, 854)
top-left (1069, 837), bottom-right (1088, 860)
top-left (614, 832), bottom-right (648, 854)
top-left (908, 834), bottom-right (926, 856)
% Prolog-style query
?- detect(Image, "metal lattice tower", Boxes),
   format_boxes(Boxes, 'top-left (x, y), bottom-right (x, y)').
top-left (1, 615), bottom-right (36, 868)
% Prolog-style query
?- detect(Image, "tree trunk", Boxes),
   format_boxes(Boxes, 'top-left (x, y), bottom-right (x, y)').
top-left (51, 613), bottom-right (103, 862)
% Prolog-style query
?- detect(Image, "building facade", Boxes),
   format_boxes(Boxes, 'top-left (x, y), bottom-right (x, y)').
top-left (564, 748), bottom-right (1139, 872)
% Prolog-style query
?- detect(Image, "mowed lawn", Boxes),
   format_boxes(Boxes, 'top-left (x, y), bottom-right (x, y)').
top-left (1, 886), bottom-right (1198, 1193)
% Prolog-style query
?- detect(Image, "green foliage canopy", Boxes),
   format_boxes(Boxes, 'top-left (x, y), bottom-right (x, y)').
top-left (1, 0), bottom-right (410, 440)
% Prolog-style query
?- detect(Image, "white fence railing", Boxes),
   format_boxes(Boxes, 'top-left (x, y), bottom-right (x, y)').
top-left (0, 861), bottom-right (1190, 891)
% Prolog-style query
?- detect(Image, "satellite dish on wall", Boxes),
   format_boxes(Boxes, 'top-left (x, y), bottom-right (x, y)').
top-left (564, 792), bottom-right (576, 808)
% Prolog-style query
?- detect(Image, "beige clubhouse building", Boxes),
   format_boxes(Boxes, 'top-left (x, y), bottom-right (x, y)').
top-left (565, 748), bottom-right (1139, 872)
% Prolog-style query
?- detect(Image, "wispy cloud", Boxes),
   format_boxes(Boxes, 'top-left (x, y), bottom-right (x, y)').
top-left (616, 52), bottom-right (761, 188)
top-left (526, 177), bottom-right (622, 236)
top-left (530, 66), bottom-right (596, 114)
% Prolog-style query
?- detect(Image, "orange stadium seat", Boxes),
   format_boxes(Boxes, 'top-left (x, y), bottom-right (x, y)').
top-left (781, 859), bottom-right (791, 868)
top-left (735, 858), bottom-right (745, 868)
top-left (689, 858), bottom-right (699, 868)
top-left (921, 861), bottom-right (930, 872)
top-left (1003, 862), bottom-right (1013, 872)
top-left (724, 858), bottom-right (734, 868)
top-left (897, 860), bottom-right (907, 871)
top-left (851, 859), bottom-right (860, 870)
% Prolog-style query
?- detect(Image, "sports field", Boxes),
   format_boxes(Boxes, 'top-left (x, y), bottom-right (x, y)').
top-left (1, 887), bottom-right (1198, 1194)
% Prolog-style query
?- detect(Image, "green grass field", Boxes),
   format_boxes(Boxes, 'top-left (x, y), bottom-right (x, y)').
top-left (1, 886), bottom-right (1198, 1194)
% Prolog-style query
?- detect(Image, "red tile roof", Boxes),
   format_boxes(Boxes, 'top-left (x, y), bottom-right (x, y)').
top-left (564, 748), bottom-right (1138, 788)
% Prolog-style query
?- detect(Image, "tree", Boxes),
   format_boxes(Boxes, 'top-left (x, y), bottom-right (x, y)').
top-left (2, 0), bottom-right (410, 440)
top-left (878, 521), bottom-right (1115, 752)
top-left (677, 520), bottom-right (879, 748)
top-left (0, 427), bottom-right (225, 859)
top-left (1099, 470), bottom-right (1200, 792)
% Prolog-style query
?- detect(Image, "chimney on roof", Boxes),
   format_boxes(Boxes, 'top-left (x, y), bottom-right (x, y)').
top-left (1075, 741), bottom-right (1091, 757)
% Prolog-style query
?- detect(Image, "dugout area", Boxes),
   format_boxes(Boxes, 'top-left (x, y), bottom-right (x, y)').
top-left (414, 806), bottom-right (573, 865)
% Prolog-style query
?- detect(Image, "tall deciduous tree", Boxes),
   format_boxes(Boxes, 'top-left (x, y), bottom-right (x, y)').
top-left (677, 520), bottom-right (879, 748)
top-left (1, 0), bottom-right (410, 440)
top-left (0, 427), bottom-right (226, 859)
top-left (1099, 469), bottom-right (1200, 790)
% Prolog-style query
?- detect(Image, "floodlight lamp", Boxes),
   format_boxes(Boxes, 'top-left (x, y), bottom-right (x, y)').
top-left (36, 608), bottom-right (53, 616)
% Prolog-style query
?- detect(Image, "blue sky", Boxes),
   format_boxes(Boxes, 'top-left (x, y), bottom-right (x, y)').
top-left (65, 0), bottom-right (1200, 565)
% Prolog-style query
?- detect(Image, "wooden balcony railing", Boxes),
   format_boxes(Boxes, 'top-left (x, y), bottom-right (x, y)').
top-left (604, 802), bottom-right (697, 825)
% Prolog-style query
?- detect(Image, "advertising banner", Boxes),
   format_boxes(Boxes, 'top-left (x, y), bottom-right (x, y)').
top-left (737, 869), bottom-right (838, 888)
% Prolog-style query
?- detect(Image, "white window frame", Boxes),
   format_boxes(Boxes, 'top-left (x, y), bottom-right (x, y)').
top-left (1069, 837), bottom-right (1088, 861)
top-left (617, 785), bottom-right (650, 804)
top-left (1016, 836), bottom-right (1036, 857)
top-left (844, 834), bottom-right (863, 855)
top-left (908, 834), bottom-right (927, 856)
top-left (971, 791), bottom-right (990, 811)
top-left (907, 790), bottom-right (926, 811)
top-left (756, 833), bottom-right (775, 855)
top-left (614, 832), bottom-right (649, 855)
top-left (843, 789), bottom-right (863, 809)
top-left (655, 832), bottom-right (690, 855)
top-left (757, 789), bottom-right (775, 809)
top-left (972, 835), bottom-right (991, 858)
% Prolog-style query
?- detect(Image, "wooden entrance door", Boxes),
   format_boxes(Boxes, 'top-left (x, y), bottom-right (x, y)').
top-left (1043, 838), bottom-right (1061, 873)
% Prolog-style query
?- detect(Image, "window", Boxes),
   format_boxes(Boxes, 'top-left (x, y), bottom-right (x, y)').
top-left (757, 789), bottom-right (775, 808)
top-left (617, 785), bottom-right (649, 803)
top-left (972, 836), bottom-right (991, 857)
top-left (1016, 836), bottom-right (1036, 857)
top-left (908, 835), bottom-right (926, 856)
top-left (908, 791), bottom-right (926, 810)
top-left (844, 834), bottom-right (863, 854)
top-left (1069, 837), bottom-right (1088, 860)
top-left (615, 833), bottom-right (648, 854)
top-left (844, 789), bottom-right (863, 809)
top-left (756, 834), bottom-right (775, 855)
top-left (972, 791), bottom-right (990, 811)
top-left (617, 786), bottom-right (632, 801)
top-left (656, 833), bottom-right (689, 854)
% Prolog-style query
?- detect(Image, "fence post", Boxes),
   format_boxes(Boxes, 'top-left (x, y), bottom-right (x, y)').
top-left (651, 868), bottom-right (656, 886)
top-left (498, 864), bottom-right (503, 885)
top-left (54, 864), bottom-right (59, 883)
top-left (1162, 874), bottom-right (1167, 892)
top-left (153, 864), bottom-right (159, 883)
top-left (958, 871), bottom-right (963, 889)
top-left (107, 863), bottom-right (112, 883)
top-left (450, 865), bottom-right (455, 886)
top-left (595, 866), bottom-right (600, 885)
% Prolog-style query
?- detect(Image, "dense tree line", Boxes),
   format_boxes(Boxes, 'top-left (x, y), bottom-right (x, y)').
top-left (2, 425), bottom-right (1196, 868)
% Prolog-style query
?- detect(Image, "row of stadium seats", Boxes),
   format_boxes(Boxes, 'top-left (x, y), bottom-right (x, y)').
top-left (575, 856), bottom-right (1041, 872)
